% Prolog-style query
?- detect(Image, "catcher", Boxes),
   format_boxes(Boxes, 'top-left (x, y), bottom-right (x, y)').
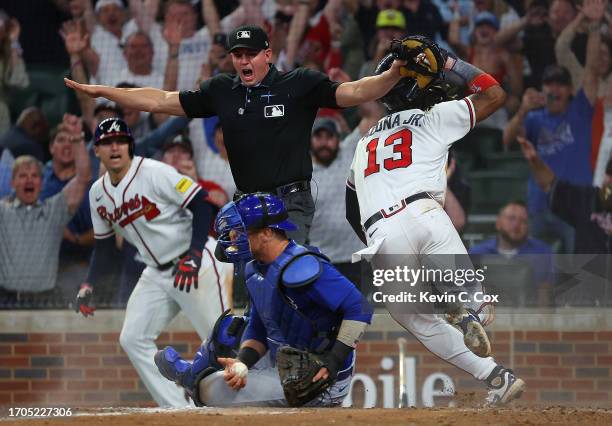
top-left (155, 193), bottom-right (373, 407)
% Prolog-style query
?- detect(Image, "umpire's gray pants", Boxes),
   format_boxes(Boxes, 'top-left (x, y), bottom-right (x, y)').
top-left (233, 189), bottom-right (315, 245)
top-left (282, 190), bottom-right (315, 245)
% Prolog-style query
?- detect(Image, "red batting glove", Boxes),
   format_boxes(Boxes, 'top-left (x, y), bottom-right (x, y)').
top-left (173, 249), bottom-right (202, 292)
top-left (74, 283), bottom-right (96, 317)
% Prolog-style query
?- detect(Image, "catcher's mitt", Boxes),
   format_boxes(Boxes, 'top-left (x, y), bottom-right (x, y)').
top-left (389, 35), bottom-right (446, 90)
top-left (276, 346), bottom-right (333, 407)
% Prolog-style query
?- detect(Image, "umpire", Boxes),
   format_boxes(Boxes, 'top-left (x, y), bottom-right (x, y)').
top-left (65, 25), bottom-right (406, 243)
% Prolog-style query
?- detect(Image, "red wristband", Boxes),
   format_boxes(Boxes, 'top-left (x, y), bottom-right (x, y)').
top-left (467, 73), bottom-right (499, 94)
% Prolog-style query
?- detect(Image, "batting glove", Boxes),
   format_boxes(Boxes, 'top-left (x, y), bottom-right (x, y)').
top-left (173, 249), bottom-right (202, 292)
top-left (74, 283), bottom-right (96, 317)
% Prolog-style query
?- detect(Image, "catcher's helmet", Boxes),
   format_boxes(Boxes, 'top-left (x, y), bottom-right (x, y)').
top-left (94, 117), bottom-right (134, 157)
top-left (214, 192), bottom-right (297, 262)
top-left (376, 35), bottom-right (446, 112)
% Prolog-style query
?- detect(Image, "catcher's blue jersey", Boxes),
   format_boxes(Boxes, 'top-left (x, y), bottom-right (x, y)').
top-left (243, 241), bottom-right (372, 361)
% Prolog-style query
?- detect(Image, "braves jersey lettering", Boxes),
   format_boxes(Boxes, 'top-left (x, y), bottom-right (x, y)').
top-left (366, 113), bottom-right (425, 137)
top-left (349, 99), bottom-right (475, 222)
top-left (96, 194), bottom-right (161, 227)
top-left (89, 157), bottom-right (202, 266)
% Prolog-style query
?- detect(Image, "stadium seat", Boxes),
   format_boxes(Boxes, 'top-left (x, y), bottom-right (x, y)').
top-left (484, 152), bottom-right (530, 176)
top-left (453, 127), bottom-right (503, 169)
top-left (467, 171), bottom-right (528, 214)
top-left (453, 150), bottom-right (476, 172)
top-left (470, 255), bottom-right (536, 307)
top-left (8, 65), bottom-right (69, 128)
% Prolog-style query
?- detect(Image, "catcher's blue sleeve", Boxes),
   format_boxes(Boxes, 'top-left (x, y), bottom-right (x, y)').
top-left (242, 301), bottom-right (268, 347)
top-left (309, 263), bottom-right (373, 323)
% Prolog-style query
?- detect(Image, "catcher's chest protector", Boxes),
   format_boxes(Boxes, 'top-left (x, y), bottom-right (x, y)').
top-left (244, 243), bottom-right (337, 358)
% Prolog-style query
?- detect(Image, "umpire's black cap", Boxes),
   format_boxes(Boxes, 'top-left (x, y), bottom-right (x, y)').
top-left (227, 25), bottom-right (269, 53)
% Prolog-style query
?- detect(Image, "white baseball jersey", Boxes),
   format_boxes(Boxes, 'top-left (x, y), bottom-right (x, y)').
top-left (348, 98), bottom-right (475, 222)
top-left (89, 156), bottom-right (202, 267)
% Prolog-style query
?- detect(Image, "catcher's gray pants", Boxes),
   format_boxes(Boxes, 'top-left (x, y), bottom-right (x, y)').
top-left (198, 355), bottom-right (354, 407)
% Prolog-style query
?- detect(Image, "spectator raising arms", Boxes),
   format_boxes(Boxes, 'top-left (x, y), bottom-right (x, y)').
top-left (503, 0), bottom-right (604, 253)
top-left (0, 114), bottom-right (91, 306)
top-left (555, 0), bottom-right (612, 97)
top-left (449, 10), bottom-right (522, 128)
top-left (0, 11), bottom-right (29, 134)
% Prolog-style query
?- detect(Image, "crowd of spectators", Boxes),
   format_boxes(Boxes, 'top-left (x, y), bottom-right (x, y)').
top-left (0, 0), bottom-right (611, 308)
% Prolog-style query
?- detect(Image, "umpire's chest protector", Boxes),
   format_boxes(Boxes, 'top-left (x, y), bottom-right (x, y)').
top-left (245, 243), bottom-right (341, 357)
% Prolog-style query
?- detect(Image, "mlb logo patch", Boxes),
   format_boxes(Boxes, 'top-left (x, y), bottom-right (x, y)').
top-left (264, 105), bottom-right (284, 118)
top-left (237, 30), bottom-right (251, 39)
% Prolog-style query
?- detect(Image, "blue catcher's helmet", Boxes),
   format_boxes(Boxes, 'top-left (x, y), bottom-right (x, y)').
top-left (214, 192), bottom-right (297, 262)
top-left (94, 117), bottom-right (134, 157)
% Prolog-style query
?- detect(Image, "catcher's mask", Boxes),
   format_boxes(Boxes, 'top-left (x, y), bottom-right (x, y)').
top-left (376, 35), bottom-right (445, 113)
top-left (214, 192), bottom-right (297, 262)
top-left (214, 202), bottom-right (252, 263)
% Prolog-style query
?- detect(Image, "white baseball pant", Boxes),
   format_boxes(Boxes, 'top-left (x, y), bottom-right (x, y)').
top-left (119, 237), bottom-right (232, 407)
top-left (367, 198), bottom-right (497, 381)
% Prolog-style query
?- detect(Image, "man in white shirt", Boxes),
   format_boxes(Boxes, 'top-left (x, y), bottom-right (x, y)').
top-left (113, 31), bottom-right (164, 88)
top-left (123, 0), bottom-right (240, 90)
top-left (90, 0), bottom-right (129, 85)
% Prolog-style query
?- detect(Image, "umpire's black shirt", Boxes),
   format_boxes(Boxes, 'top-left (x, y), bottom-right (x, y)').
top-left (179, 65), bottom-right (340, 193)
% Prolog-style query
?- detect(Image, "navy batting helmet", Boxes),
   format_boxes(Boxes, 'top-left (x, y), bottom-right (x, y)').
top-left (95, 117), bottom-right (134, 157)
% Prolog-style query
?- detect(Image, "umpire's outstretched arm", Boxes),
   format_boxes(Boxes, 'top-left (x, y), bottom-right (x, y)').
top-left (64, 57), bottom-right (408, 116)
top-left (64, 78), bottom-right (186, 116)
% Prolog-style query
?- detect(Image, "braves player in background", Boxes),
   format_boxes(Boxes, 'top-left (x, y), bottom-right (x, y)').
top-left (345, 36), bottom-right (525, 405)
top-left (74, 118), bottom-right (232, 407)
top-left (154, 193), bottom-right (373, 407)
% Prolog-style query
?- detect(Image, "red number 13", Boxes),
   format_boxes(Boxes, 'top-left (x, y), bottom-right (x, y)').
top-left (364, 129), bottom-right (413, 177)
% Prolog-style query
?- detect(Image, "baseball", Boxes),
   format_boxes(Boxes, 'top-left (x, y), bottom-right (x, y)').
top-left (231, 361), bottom-right (248, 378)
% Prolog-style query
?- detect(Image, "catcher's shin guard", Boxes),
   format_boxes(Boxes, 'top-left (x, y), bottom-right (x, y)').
top-left (446, 307), bottom-right (491, 358)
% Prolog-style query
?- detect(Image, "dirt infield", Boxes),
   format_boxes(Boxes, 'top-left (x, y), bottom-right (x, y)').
top-left (2, 407), bottom-right (611, 425)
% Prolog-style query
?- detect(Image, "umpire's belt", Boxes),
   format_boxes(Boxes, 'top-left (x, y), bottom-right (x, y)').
top-left (234, 180), bottom-right (311, 201)
top-left (157, 250), bottom-right (188, 272)
top-left (363, 192), bottom-right (432, 232)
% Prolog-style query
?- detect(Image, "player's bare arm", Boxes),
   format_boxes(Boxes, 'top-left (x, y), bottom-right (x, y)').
top-left (335, 59), bottom-right (407, 108)
top-left (517, 136), bottom-right (556, 192)
top-left (60, 115), bottom-right (92, 215)
top-left (442, 54), bottom-right (506, 122)
top-left (64, 78), bottom-right (186, 116)
top-left (502, 88), bottom-right (545, 146)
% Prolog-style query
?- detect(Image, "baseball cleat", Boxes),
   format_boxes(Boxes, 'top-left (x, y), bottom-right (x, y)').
top-left (446, 307), bottom-right (491, 357)
top-left (154, 346), bottom-right (193, 388)
top-left (485, 366), bottom-right (526, 406)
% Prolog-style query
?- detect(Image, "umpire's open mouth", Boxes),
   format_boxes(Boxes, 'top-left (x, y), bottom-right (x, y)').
top-left (240, 67), bottom-right (254, 82)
